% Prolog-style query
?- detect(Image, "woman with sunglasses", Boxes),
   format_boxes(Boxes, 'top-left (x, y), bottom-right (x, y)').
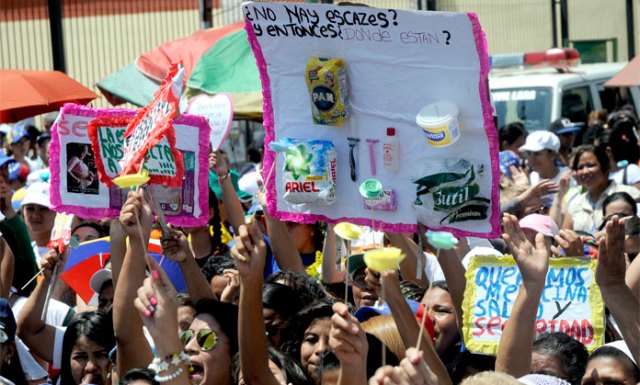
top-left (135, 256), bottom-right (238, 385)
top-left (562, 145), bottom-right (640, 234)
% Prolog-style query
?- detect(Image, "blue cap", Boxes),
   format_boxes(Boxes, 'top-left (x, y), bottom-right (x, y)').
top-left (9, 126), bottom-right (29, 145)
top-left (354, 298), bottom-right (421, 322)
top-left (0, 153), bottom-right (17, 168)
top-left (0, 298), bottom-right (16, 343)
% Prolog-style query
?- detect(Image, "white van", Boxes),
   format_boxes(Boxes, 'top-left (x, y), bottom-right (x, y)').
top-left (489, 60), bottom-right (640, 132)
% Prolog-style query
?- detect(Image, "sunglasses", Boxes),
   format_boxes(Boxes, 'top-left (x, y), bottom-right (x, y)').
top-left (179, 329), bottom-right (218, 351)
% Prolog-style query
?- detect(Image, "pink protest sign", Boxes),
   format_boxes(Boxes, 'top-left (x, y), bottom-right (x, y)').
top-left (50, 103), bottom-right (210, 226)
top-left (186, 93), bottom-right (234, 150)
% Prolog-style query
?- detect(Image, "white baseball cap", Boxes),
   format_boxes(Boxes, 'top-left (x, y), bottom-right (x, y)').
top-left (519, 131), bottom-right (561, 153)
top-left (21, 181), bottom-right (51, 209)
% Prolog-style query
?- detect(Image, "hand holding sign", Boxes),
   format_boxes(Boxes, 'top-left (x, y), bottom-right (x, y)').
top-left (187, 93), bottom-right (233, 150)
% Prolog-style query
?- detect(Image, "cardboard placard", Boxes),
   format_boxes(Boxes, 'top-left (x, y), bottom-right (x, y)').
top-left (186, 93), bottom-right (234, 150)
top-left (244, 2), bottom-right (500, 237)
top-left (461, 255), bottom-right (605, 354)
top-left (120, 64), bottom-right (185, 187)
top-left (50, 104), bottom-right (210, 226)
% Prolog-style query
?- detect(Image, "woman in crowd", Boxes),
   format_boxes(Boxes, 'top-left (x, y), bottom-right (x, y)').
top-left (562, 145), bottom-right (640, 234)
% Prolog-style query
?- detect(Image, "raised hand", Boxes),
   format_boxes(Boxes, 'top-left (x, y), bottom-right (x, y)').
top-left (510, 165), bottom-right (530, 188)
top-left (329, 302), bottom-right (368, 366)
top-left (551, 229), bottom-right (584, 257)
top-left (596, 215), bottom-right (626, 288)
top-left (503, 213), bottom-right (550, 289)
top-left (209, 150), bottom-right (229, 177)
top-left (133, 256), bottom-right (179, 348)
top-left (364, 268), bottom-right (401, 301)
top-left (230, 220), bottom-right (266, 278)
top-left (160, 226), bottom-right (192, 264)
top-left (40, 249), bottom-right (63, 279)
top-left (219, 268), bottom-right (240, 304)
top-left (518, 180), bottom-right (558, 209)
top-left (119, 190), bottom-right (153, 240)
top-left (396, 348), bottom-right (438, 385)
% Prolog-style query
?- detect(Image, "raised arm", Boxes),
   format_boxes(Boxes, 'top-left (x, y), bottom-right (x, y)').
top-left (16, 249), bottom-right (62, 363)
top-left (366, 269), bottom-right (451, 385)
top-left (113, 190), bottom-right (153, 376)
top-left (210, 150), bottom-right (246, 233)
top-left (161, 226), bottom-right (216, 303)
top-left (260, 193), bottom-right (305, 273)
top-left (231, 220), bottom-right (281, 385)
top-left (134, 256), bottom-right (190, 385)
top-left (625, 253), bottom-right (640, 301)
top-left (596, 216), bottom-right (640, 364)
top-left (330, 302), bottom-right (368, 385)
top-left (321, 224), bottom-right (345, 284)
top-left (495, 213), bottom-right (550, 377)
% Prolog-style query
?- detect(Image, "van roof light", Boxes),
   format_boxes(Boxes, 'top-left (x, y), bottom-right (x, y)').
top-left (491, 48), bottom-right (581, 70)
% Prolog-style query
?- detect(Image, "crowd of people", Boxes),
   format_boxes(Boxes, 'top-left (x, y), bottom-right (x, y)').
top-left (0, 105), bottom-right (638, 385)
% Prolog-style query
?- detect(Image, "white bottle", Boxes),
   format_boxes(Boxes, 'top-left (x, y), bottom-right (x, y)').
top-left (383, 127), bottom-right (399, 171)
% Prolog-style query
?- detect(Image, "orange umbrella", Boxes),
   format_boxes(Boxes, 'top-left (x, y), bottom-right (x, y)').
top-left (0, 69), bottom-right (99, 123)
top-left (604, 55), bottom-right (640, 87)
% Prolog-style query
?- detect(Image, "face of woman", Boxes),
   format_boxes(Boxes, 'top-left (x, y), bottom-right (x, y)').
top-left (582, 356), bottom-right (637, 385)
top-left (23, 204), bottom-right (55, 235)
top-left (299, 317), bottom-right (331, 382)
top-left (422, 287), bottom-right (459, 356)
top-left (263, 308), bottom-right (285, 348)
top-left (526, 150), bottom-right (556, 175)
top-left (70, 335), bottom-right (110, 385)
top-left (504, 134), bottom-right (526, 157)
top-left (184, 314), bottom-right (232, 385)
top-left (575, 152), bottom-right (607, 192)
top-left (72, 226), bottom-right (101, 243)
top-left (285, 223), bottom-right (314, 253)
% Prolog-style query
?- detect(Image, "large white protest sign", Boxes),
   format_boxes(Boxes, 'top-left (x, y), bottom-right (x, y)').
top-left (244, 2), bottom-right (500, 237)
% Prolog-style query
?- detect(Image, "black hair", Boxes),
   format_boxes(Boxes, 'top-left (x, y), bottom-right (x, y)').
top-left (266, 270), bottom-right (328, 307)
top-left (200, 254), bottom-right (235, 282)
top-left (1, 345), bottom-right (27, 385)
top-left (430, 280), bottom-right (449, 292)
top-left (263, 282), bottom-right (305, 323)
top-left (498, 122), bottom-right (527, 150)
top-left (120, 368), bottom-right (159, 385)
top-left (71, 221), bottom-right (106, 239)
top-left (581, 123), bottom-right (606, 145)
top-left (602, 192), bottom-right (637, 217)
top-left (449, 350), bottom-right (496, 384)
top-left (59, 311), bottom-right (115, 385)
top-left (532, 332), bottom-right (588, 385)
top-left (589, 345), bottom-right (640, 382)
top-left (231, 347), bottom-right (314, 385)
top-left (280, 300), bottom-right (335, 363)
top-left (600, 119), bottom-right (640, 164)
top-left (194, 299), bottom-right (239, 356)
top-left (571, 144), bottom-right (610, 173)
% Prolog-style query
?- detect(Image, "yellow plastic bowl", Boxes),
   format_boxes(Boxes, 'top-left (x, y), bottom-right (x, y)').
top-left (113, 172), bottom-right (150, 189)
top-left (364, 247), bottom-right (406, 272)
top-left (334, 222), bottom-right (363, 241)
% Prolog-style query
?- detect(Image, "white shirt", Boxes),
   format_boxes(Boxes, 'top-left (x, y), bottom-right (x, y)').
top-left (610, 163), bottom-right (640, 186)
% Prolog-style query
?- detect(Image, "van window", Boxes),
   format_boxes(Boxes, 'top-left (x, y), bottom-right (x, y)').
top-left (561, 86), bottom-right (593, 124)
top-left (598, 82), bottom-right (635, 113)
top-left (491, 87), bottom-right (552, 132)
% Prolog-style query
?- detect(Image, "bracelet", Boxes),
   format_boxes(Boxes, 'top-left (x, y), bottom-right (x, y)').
top-left (148, 350), bottom-right (189, 373)
top-left (219, 171), bottom-right (230, 181)
top-left (155, 366), bottom-right (184, 383)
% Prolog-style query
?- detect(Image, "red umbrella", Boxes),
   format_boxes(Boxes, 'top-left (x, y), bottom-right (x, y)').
top-left (0, 69), bottom-right (99, 123)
